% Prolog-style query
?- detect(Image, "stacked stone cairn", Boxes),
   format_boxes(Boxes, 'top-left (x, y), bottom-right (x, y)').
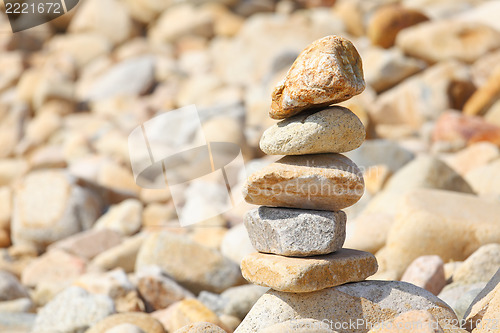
top-left (239, 35), bottom-right (378, 328)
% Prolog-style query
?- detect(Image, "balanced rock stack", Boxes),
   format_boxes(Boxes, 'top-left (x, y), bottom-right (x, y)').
top-left (238, 35), bottom-right (378, 327)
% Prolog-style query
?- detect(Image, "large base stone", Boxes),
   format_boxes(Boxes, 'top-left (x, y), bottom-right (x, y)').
top-left (234, 281), bottom-right (457, 333)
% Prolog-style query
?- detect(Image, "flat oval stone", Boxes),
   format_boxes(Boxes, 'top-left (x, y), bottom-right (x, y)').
top-left (242, 154), bottom-right (364, 211)
top-left (270, 35), bottom-right (365, 120)
top-left (240, 249), bottom-right (378, 293)
top-left (260, 106), bottom-right (365, 155)
top-left (245, 207), bottom-right (346, 257)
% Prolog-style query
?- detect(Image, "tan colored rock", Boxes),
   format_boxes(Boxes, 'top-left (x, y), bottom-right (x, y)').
top-left (243, 154), bottom-right (364, 211)
top-left (136, 231), bottom-right (244, 294)
top-left (401, 255), bottom-right (446, 295)
top-left (465, 159), bottom-right (500, 196)
top-left (241, 249), bottom-right (378, 293)
top-left (471, 295), bottom-right (500, 333)
top-left (344, 213), bottom-right (393, 254)
top-left (90, 233), bottom-right (146, 273)
top-left (142, 203), bottom-right (177, 231)
top-left (86, 312), bottom-right (165, 333)
top-left (219, 315), bottom-right (240, 332)
top-left (136, 266), bottom-right (194, 311)
top-left (93, 199), bottom-right (143, 236)
top-left (452, 243), bottom-right (500, 285)
top-left (396, 20), bottom-right (500, 64)
top-left (235, 281), bottom-right (457, 333)
top-left (270, 35), bottom-right (365, 119)
top-left (151, 299), bottom-right (225, 333)
top-left (49, 229), bottom-right (122, 260)
top-left (443, 261), bottom-right (462, 283)
top-left (21, 249), bottom-right (86, 288)
top-left (432, 111), bottom-right (500, 147)
top-left (442, 142), bottom-right (499, 176)
top-left (363, 46), bottom-right (427, 93)
top-left (105, 324), bottom-right (146, 333)
top-left (471, 50), bottom-right (500, 87)
top-left (464, 269), bottom-right (500, 332)
top-left (189, 228), bottom-right (227, 250)
top-left (174, 322), bottom-right (226, 333)
top-left (368, 5), bottom-right (429, 48)
top-left (377, 189), bottom-right (500, 278)
top-left (68, 0), bottom-right (134, 46)
top-left (369, 61), bottom-right (473, 130)
top-left (260, 106), bottom-right (365, 155)
top-left (260, 319), bottom-right (337, 333)
top-left (364, 164), bottom-right (391, 195)
top-left (11, 170), bottom-right (101, 252)
top-left (368, 310), bottom-right (443, 333)
top-left (0, 159), bottom-right (29, 187)
top-left (464, 66), bottom-right (500, 116)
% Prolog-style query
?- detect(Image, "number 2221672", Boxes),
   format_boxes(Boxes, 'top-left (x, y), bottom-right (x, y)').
top-left (5, 2), bottom-right (62, 14)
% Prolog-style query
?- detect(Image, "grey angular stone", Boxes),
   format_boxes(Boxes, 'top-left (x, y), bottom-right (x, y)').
top-left (245, 207), bottom-right (346, 257)
top-left (32, 287), bottom-right (115, 333)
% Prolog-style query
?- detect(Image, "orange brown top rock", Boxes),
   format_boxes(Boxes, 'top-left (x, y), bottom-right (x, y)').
top-left (269, 35), bottom-right (366, 120)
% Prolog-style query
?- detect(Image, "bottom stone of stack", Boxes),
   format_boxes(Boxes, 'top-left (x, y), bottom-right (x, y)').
top-left (240, 248), bottom-right (378, 293)
top-left (234, 281), bottom-right (457, 333)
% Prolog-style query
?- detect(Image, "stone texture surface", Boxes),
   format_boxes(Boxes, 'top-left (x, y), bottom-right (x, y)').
top-left (198, 284), bottom-right (268, 320)
top-left (369, 61), bottom-right (473, 130)
top-left (49, 229), bottom-right (122, 260)
top-left (270, 35), bottom-right (365, 119)
top-left (244, 206), bottom-right (346, 257)
top-left (243, 154), bottom-right (364, 211)
top-left (136, 265), bottom-right (195, 311)
top-left (11, 170), bottom-right (101, 253)
top-left (241, 249), bottom-right (378, 293)
top-left (368, 5), bottom-right (429, 49)
top-left (91, 233), bottom-right (146, 273)
top-left (401, 255), bottom-right (446, 295)
top-left (72, 269), bottom-right (144, 313)
top-left (260, 106), bottom-right (365, 155)
top-left (135, 231), bottom-right (244, 294)
top-left (396, 20), bottom-right (500, 64)
top-left (367, 310), bottom-right (446, 333)
top-left (32, 287), bottom-right (115, 333)
top-left (363, 47), bottom-right (427, 93)
top-left (86, 312), bottom-right (165, 333)
top-left (234, 281), bottom-right (457, 333)
top-left (442, 142), bottom-right (500, 176)
top-left (453, 243), bottom-right (500, 285)
top-left (105, 324), bottom-right (146, 333)
top-left (173, 322), bottom-right (226, 333)
top-left (464, 268), bottom-right (500, 332)
top-left (152, 299), bottom-right (225, 333)
top-left (465, 159), bottom-right (500, 196)
top-left (93, 199), bottom-right (143, 236)
top-left (260, 319), bottom-right (337, 333)
top-left (438, 282), bottom-right (486, 318)
top-left (377, 189), bottom-right (500, 278)
top-left (21, 249), bottom-right (86, 288)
